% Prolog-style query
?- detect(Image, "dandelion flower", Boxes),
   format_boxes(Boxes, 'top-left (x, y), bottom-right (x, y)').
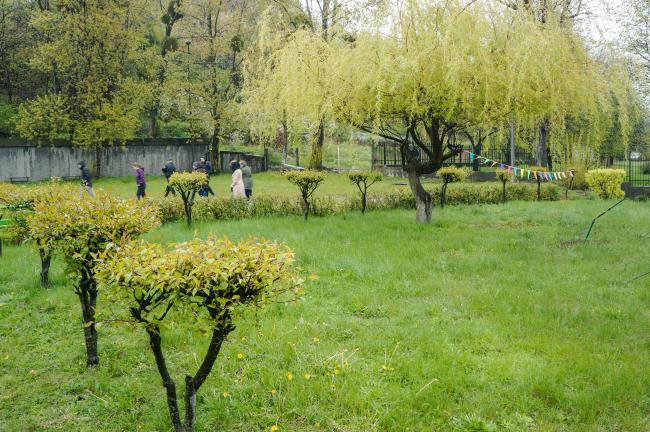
top-left (237, 353), bottom-right (244, 360)
top-left (286, 371), bottom-right (293, 381)
top-left (270, 389), bottom-right (277, 396)
top-left (304, 373), bottom-right (311, 380)
top-left (312, 337), bottom-right (320, 343)
top-left (222, 392), bottom-right (231, 398)
top-left (271, 425), bottom-right (279, 432)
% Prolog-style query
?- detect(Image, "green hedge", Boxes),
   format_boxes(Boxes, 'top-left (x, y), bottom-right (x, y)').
top-left (159, 183), bottom-right (560, 223)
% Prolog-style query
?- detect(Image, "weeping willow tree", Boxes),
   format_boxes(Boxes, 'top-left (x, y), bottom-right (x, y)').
top-left (241, 13), bottom-right (334, 169)
top-left (335, 1), bottom-right (633, 221)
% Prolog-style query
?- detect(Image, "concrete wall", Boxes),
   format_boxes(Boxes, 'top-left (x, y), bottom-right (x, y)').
top-left (0, 139), bottom-right (267, 182)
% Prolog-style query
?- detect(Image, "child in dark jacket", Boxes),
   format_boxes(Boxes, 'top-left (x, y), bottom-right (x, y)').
top-left (132, 163), bottom-right (146, 200)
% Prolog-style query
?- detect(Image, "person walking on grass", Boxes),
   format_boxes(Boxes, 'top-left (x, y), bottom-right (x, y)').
top-left (78, 160), bottom-right (95, 197)
top-left (239, 160), bottom-right (253, 199)
top-left (200, 157), bottom-right (215, 197)
top-left (132, 163), bottom-right (146, 200)
top-left (230, 160), bottom-right (246, 199)
top-left (161, 159), bottom-right (176, 197)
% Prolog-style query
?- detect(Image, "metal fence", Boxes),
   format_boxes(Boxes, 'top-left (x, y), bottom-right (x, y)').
top-left (371, 140), bottom-right (535, 170)
top-left (371, 141), bottom-right (650, 187)
top-left (622, 148), bottom-right (650, 186)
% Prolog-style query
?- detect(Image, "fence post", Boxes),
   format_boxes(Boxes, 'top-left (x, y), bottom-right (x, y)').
top-left (628, 150), bottom-right (631, 184)
top-left (296, 148), bottom-right (300, 167)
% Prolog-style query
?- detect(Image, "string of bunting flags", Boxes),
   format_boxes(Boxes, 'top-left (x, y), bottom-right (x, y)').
top-left (461, 150), bottom-right (574, 181)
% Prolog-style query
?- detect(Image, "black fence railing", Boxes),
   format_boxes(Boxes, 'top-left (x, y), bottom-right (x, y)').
top-left (622, 149), bottom-right (649, 186)
top-left (371, 141), bottom-right (535, 170)
top-left (372, 142), bottom-right (650, 187)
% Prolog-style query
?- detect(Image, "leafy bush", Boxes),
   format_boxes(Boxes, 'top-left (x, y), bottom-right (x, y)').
top-left (495, 169), bottom-right (513, 203)
top-left (559, 164), bottom-right (588, 192)
top-left (285, 170), bottom-right (325, 220)
top-left (96, 236), bottom-right (303, 432)
top-left (169, 171), bottom-right (208, 227)
top-left (28, 192), bottom-right (161, 366)
top-left (585, 169), bottom-right (626, 199)
top-left (348, 171), bottom-right (382, 214)
top-left (159, 183), bottom-right (560, 223)
top-left (436, 166), bottom-right (467, 208)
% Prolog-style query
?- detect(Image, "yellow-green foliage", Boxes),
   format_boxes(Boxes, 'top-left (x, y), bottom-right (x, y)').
top-left (560, 165), bottom-right (589, 191)
top-left (495, 169), bottom-right (513, 183)
top-left (347, 172), bottom-right (383, 185)
top-left (436, 167), bottom-right (466, 184)
top-left (0, 182), bottom-right (25, 207)
top-left (169, 171), bottom-right (208, 193)
top-left (97, 236), bottom-right (303, 328)
top-left (0, 179), bottom-right (77, 243)
top-left (285, 170), bottom-right (325, 192)
top-left (285, 170), bottom-right (326, 219)
top-left (28, 192), bottom-right (161, 273)
top-left (585, 169), bottom-right (626, 199)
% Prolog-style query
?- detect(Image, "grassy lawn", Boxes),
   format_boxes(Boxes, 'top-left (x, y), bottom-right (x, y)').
top-left (1, 199), bottom-right (648, 431)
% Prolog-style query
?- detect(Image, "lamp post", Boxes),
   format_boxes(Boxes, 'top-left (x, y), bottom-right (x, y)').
top-left (186, 40), bottom-right (192, 117)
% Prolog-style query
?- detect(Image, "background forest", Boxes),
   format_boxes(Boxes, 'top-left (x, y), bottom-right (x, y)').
top-left (0, 0), bottom-right (649, 172)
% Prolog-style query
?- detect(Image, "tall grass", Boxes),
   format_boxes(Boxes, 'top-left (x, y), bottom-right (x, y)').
top-left (0, 200), bottom-right (648, 431)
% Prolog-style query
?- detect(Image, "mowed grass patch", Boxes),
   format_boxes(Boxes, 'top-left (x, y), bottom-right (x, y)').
top-left (0, 200), bottom-right (648, 431)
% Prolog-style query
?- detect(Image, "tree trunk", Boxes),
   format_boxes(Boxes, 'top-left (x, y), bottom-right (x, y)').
top-left (147, 328), bottom-right (183, 432)
top-left (309, 121), bottom-right (325, 169)
top-left (77, 266), bottom-right (99, 367)
top-left (537, 121), bottom-right (549, 168)
top-left (502, 181), bottom-right (507, 203)
top-left (361, 192), bottom-right (367, 214)
top-left (183, 324), bottom-right (232, 432)
top-left (537, 179), bottom-right (542, 201)
top-left (93, 146), bottom-right (102, 179)
top-left (210, 125), bottom-right (220, 173)
top-left (302, 193), bottom-right (310, 220)
top-left (39, 248), bottom-right (51, 288)
top-left (281, 118), bottom-right (288, 166)
top-left (406, 166), bottom-right (432, 223)
top-left (440, 182), bottom-right (448, 208)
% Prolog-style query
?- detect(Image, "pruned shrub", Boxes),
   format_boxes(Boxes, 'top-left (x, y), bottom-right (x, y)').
top-left (436, 166), bottom-right (466, 208)
top-left (169, 171), bottom-right (208, 227)
top-left (96, 236), bottom-right (303, 432)
top-left (285, 170), bottom-right (325, 220)
top-left (158, 183), bottom-right (560, 223)
top-left (348, 171), bottom-right (382, 214)
top-left (528, 166), bottom-right (548, 201)
top-left (28, 193), bottom-right (160, 366)
top-left (1, 179), bottom-right (77, 286)
top-left (585, 169), bottom-right (626, 199)
top-left (495, 168), bottom-right (513, 203)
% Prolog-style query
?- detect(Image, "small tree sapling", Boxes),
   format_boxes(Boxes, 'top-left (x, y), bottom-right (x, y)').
top-left (436, 166), bottom-right (466, 208)
top-left (28, 193), bottom-right (160, 366)
top-left (169, 172), bottom-right (208, 228)
top-left (495, 168), bottom-right (513, 203)
top-left (285, 170), bottom-right (325, 220)
top-left (96, 236), bottom-right (303, 432)
top-left (347, 171), bottom-right (383, 214)
top-left (529, 166), bottom-right (547, 201)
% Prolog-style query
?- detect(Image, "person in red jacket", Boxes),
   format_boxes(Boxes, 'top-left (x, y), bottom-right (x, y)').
top-left (132, 163), bottom-right (146, 200)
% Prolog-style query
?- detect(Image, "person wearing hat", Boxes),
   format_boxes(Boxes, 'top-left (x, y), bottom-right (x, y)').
top-left (161, 159), bottom-right (177, 197)
top-left (78, 160), bottom-right (95, 197)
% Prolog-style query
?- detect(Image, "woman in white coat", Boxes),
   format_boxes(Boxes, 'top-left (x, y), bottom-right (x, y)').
top-left (230, 160), bottom-right (246, 198)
